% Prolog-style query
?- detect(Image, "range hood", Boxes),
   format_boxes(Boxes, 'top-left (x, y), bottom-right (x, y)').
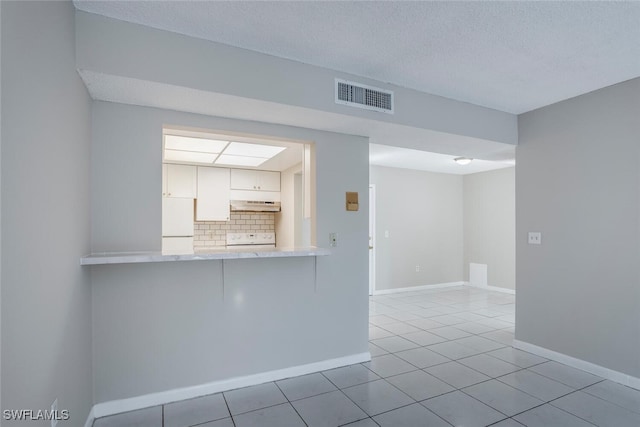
top-left (230, 200), bottom-right (281, 212)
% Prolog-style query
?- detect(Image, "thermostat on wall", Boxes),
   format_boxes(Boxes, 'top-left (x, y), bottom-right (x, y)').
top-left (346, 192), bottom-right (359, 211)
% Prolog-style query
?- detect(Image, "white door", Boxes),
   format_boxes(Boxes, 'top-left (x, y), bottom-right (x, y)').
top-left (369, 185), bottom-right (376, 296)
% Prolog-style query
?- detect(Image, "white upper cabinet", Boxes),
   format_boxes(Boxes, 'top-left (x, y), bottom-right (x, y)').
top-left (230, 169), bottom-right (280, 192)
top-left (163, 164), bottom-right (197, 198)
top-left (196, 167), bottom-right (230, 221)
top-left (258, 171), bottom-right (281, 192)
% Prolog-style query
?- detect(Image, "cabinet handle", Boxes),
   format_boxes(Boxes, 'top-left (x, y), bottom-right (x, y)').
top-left (258, 186), bottom-right (261, 189)
top-left (168, 193), bottom-right (172, 196)
top-left (162, 192), bottom-right (166, 196)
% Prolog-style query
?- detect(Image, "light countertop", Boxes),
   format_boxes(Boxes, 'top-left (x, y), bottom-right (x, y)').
top-left (81, 246), bottom-right (331, 266)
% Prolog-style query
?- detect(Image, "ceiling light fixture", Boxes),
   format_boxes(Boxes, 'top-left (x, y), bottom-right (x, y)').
top-left (164, 135), bottom-right (228, 153)
top-left (214, 141), bottom-right (286, 167)
top-left (164, 149), bottom-right (218, 164)
top-left (214, 154), bottom-right (268, 167)
top-left (163, 132), bottom-right (288, 167)
top-left (223, 141), bottom-right (286, 158)
top-left (453, 157), bottom-right (473, 165)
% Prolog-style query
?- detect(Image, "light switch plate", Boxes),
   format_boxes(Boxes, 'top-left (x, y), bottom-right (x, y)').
top-left (329, 233), bottom-right (337, 247)
top-left (528, 232), bottom-right (542, 245)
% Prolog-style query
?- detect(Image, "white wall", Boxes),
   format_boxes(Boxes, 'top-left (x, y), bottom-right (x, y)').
top-left (0, 0), bottom-right (3, 414)
top-left (1, 1), bottom-right (93, 423)
top-left (517, 78), bottom-right (640, 378)
top-left (464, 167), bottom-right (515, 290)
top-left (369, 166), bottom-right (464, 290)
top-left (91, 102), bottom-right (369, 402)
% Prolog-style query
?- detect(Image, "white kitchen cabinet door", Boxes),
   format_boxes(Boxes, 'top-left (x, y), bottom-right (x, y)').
top-left (230, 169), bottom-right (280, 191)
top-left (258, 170), bottom-right (281, 191)
top-left (196, 167), bottom-right (230, 221)
top-left (165, 164), bottom-right (197, 198)
top-left (230, 169), bottom-right (258, 190)
top-left (162, 197), bottom-right (194, 236)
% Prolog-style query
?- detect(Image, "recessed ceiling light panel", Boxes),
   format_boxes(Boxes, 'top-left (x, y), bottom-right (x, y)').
top-left (215, 154), bottom-right (267, 167)
top-left (164, 149), bottom-right (217, 164)
top-left (165, 135), bottom-right (228, 153)
top-left (224, 142), bottom-right (286, 158)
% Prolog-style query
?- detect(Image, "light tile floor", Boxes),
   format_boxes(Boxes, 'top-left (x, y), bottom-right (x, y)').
top-left (94, 286), bottom-right (640, 427)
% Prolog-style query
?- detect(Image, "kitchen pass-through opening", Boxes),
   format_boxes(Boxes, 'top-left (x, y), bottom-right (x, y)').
top-left (160, 126), bottom-right (315, 253)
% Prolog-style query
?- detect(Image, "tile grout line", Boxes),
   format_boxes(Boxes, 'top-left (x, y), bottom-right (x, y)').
top-left (271, 379), bottom-right (309, 426)
top-left (220, 391), bottom-right (237, 427)
top-left (544, 380), bottom-right (617, 427)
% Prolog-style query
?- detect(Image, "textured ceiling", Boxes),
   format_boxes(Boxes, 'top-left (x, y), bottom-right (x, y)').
top-left (74, 0), bottom-right (640, 114)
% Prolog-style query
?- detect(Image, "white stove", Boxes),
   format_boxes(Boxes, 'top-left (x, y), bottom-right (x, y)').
top-left (226, 232), bottom-right (276, 249)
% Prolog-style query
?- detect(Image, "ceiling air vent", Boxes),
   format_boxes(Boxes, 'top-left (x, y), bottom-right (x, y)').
top-left (335, 79), bottom-right (394, 114)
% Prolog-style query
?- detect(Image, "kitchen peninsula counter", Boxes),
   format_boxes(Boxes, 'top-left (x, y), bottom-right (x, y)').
top-left (81, 246), bottom-right (330, 265)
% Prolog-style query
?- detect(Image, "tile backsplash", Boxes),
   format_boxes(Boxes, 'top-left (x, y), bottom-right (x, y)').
top-left (193, 213), bottom-right (275, 248)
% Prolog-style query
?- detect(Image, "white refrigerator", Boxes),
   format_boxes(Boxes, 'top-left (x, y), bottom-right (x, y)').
top-left (162, 198), bottom-right (194, 252)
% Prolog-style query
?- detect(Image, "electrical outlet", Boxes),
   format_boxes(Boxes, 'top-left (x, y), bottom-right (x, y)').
top-left (384, 230), bottom-right (390, 238)
top-left (51, 399), bottom-right (58, 427)
top-left (415, 265), bottom-right (420, 272)
top-left (528, 232), bottom-right (542, 245)
top-left (329, 232), bottom-right (337, 247)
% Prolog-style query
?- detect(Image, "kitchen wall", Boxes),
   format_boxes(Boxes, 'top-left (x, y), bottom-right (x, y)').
top-left (194, 213), bottom-right (276, 248)
top-left (370, 165), bottom-right (464, 290)
top-left (517, 78), bottom-right (640, 380)
top-left (463, 167), bottom-right (515, 290)
top-left (1, 1), bottom-right (93, 424)
top-left (91, 101), bottom-right (369, 402)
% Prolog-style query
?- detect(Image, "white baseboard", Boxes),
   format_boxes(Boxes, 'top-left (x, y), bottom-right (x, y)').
top-left (372, 281), bottom-right (465, 295)
top-left (83, 406), bottom-right (95, 427)
top-left (513, 340), bottom-right (640, 391)
top-left (87, 352), bottom-right (371, 422)
top-left (373, 282), bottom-right (515, 296)
top-left (466, 282), bottom-right (516, 295)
